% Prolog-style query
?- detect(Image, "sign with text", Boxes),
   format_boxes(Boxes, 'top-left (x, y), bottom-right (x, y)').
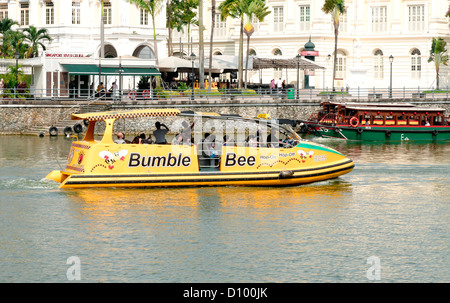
top-left (45, 52), bottom-right (93, 58)
top-left (300, 51), bottom-right (319, 56)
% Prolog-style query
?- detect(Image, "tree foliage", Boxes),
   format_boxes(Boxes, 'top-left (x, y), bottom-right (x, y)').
top-left (322, 0), bottom-right (346, 91)
top-left (428, 37), bottom-right (449, 90)
top-left (127, 0), bottom-right (164, 63)
top-left (219, 0), bottom-right (271, 89)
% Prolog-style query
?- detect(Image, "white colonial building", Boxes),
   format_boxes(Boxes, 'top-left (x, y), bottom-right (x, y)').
top-left (175, 0), bottom-right (450, 90)
top-left (1, 0), bottom-right (449, 94)
top-left (0, 0), bottom-right (166, 96)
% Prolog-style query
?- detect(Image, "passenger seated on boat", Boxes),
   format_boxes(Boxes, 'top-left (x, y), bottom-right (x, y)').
top-left (255, 130), bottom-right (263, 147)
top-left (281, 136), bottom-right (295, 148)
top-left (115, 132), bottom-right (126, 144)
top-left (267, 129), bottom-right (281, 148)
top-left (181, 120), bottom-right (195, 144)
top-left (141, 134), bottom-right (153, 144)
top-left (131, 136), bottom-right (141, 144)
top-left (425, 120), bottom-right (430, 126)
top-left (203, 134), bottom-right (220, 167)
top-left (247, 135), bottom-right (258, 147)
top-left (153, 121), bottom-right (169, 144)
top-left (172, 134), bottom-right (183, 145)
top-left (203, 134), bottom-right (219, 156)
top-left (223, 135), bottom-right (235, 146)
top-left (137, 133), bottom-right (151, 144)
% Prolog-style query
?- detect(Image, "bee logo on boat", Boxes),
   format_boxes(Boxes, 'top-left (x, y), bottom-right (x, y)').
top-left (297, 150), bottom-right (314, 163)
top-left (99, 150), bottom-right (128, 170)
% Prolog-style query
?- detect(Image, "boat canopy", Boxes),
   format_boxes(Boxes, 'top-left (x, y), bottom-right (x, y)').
top-left (321, 101), bottom-right (444, 113)
top-left (72, 108), bottom-right (296, 125)
top-left (72, 108), bottom-right (182, 121)
top-left (343, 106), bottom-right (445, 113)
top-left (72, 108), bottom-right (300, 141)
top-left (322, 101), bottom-right (417, 108)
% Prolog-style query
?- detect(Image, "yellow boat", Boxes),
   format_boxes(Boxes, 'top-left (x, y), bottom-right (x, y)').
top-left (45, 108), bottom-right (354, 188)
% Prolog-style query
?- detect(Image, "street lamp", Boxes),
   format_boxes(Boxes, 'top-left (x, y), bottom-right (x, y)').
top-left (295, 54), bottom-right (301, 100)
top-left (389, 55), bottom-right (394, 98)
top-left (119, 56), bottom-right (123, 102)
top-left (326, 54), bottom-right (331, 91)
top-left (14, 51), bottom-right (20, 92)
top-left (190, 52), bottom-right (196, 100)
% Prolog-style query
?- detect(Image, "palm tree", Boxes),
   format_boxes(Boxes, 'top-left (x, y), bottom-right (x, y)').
top-left (208, 0), bottom-right (216, 92)
top-left (182, 0), bottom-right (199, 56)
top-left (4, 30), bottom-right (28, 58)
top-left (167, 0), bottom-right (174, 57)
top-left (127, 0), bottom-right (163, 64)
top-left (6, 64), bottom-right (24, 88)
top-left (428, 37), bottom-right (449, 91)
top-left (0, 18), bottom-right (18, 35)
top-left (243, 0), bottom-right (270, 89)
top-left (22, 26), bottom-right (52, 58)
top-left (0, 18), bottom-right (19, 57)
top-left (219, 0), bottom-right (246, 89)
top-left (198, 0), bottom-right (205, 89)
top-left (322, 0), bottom-right (346, 91)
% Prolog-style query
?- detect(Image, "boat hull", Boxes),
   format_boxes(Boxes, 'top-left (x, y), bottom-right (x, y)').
top-left (45, 108), bottom-right (355, 189)
top-left (45, 141), bottom-right (354, 188)
top-left (315, 125), bottom-right (450, 141)
top-left (47, 159), bottom-right (354, 188)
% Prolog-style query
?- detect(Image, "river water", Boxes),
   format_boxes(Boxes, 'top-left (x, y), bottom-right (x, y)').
top-left (0, 135), bottom-right (448, 283)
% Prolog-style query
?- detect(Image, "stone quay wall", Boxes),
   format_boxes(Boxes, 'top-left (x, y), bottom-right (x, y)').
top-left (1, 99), bottom-right (449, 135)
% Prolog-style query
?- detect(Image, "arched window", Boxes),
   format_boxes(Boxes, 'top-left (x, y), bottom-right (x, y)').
top-left (335, 50), bottom-right (347, 79)
top-left (133, 45), bottom-right (155, 59)
top-left (411, 48), bottom-right (421, 79)
top-left (373, 49), bottom-right (384, 80)
top-left (104, 45), bottom-right (117, 58)
top-left (273, 48), bottom-right (282, 56)
top-left (249, 49), bottom-right (256, 56)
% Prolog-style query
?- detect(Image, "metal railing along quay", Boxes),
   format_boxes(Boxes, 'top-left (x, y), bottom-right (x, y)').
top-left (1, 86), bottom-right (449, 104)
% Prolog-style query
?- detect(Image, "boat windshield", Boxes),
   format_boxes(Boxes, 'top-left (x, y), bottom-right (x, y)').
top-left (115, 113), bottom-right (299, 148)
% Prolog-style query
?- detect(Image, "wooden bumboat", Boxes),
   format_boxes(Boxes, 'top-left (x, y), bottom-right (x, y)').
top-left (300, 101), bottom-right (450, 141)
top-left (45, 108), bottom-right (354, 188)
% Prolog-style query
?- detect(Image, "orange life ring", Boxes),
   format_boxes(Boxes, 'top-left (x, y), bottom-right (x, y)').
top-left (128, 90), bottom-right (136, 100)
top-left (142, 90), bottom-right (151, 99)
top-left (350, 117), bottom-right (359, 128)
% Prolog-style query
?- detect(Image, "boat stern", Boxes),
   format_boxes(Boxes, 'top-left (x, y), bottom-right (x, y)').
top-left (45, 170), bottom-right (70, 184)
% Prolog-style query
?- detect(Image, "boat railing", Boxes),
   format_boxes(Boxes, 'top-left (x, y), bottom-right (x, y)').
top-left (4, 86), bottom-right (450, 103)
top-left (319, 113), bottom-right (340, 125)
top-left (306, 112), bottom-right (320, 122)
top-left (196, 139), bottom-right (297, 171)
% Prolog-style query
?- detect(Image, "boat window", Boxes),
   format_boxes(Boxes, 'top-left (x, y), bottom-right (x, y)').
top-left (385, 115), bottom-right (395, 125)
top-left (409, 115), bottom-right (419, 125)
top-left (398, 115), bottom-right (407, 125)
top-left (373, 115), bottom-right (383, 125)
top-left (107, 115), bottom-right (299, 150)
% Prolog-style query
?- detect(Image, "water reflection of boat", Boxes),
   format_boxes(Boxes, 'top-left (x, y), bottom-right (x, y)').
top-left (45, 108), bottom-right (354, 188)
top-left (69, 182), bottom-right (352, 211)
top-left (299, 101), bottom-right (450, 142)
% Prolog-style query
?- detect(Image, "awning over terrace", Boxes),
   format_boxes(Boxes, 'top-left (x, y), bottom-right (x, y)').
top-left (62, 64), bottom-right (161, 76)
top-left (252, 56), bottom-right (325, 70)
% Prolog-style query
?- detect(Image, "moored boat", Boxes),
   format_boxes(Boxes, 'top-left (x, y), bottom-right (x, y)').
top-left (45, 108), bottom-right (354, 188)
top-left (301, 101), bottom-right (450, 141)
